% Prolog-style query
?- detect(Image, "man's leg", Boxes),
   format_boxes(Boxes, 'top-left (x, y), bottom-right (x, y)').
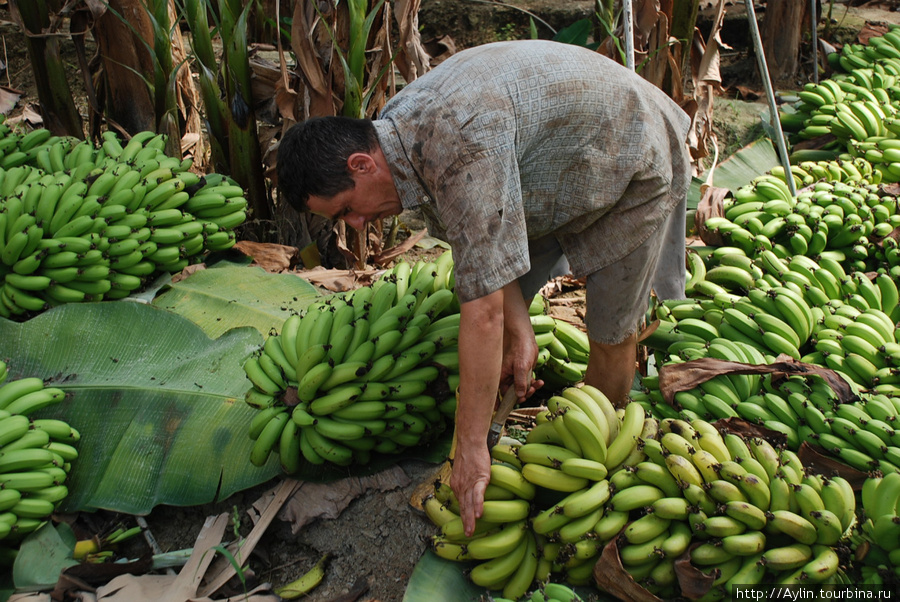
top-left (517, 235), bottom-right (569, 300)
top-left (583, 205), bottom-right (682, 407)
top-left (585, 333), bottom-right (637, 408)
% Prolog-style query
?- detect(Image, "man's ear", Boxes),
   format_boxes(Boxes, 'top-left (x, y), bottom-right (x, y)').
top-left (347, 152), bottom-right (375, 175)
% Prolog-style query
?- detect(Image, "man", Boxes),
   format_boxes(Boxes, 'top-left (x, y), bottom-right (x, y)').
top-left (277, 40), bottom-right (692, 537)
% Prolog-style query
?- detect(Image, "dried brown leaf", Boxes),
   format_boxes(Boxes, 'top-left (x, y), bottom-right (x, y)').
top-left (88, 509), bottom-right (279, 602)
top-left (278, 466), bottom-right (411, 534)
top-left (293, 266), bottom-right (381, 293)
top-left (372, 229), bottom-right (428, 266)
top-left (641, 13), bottom-right (670, 89)
top-left (694, 185), bottom-right (729, 245)
top-left (0, 87), bottom-right (22, 114)
top-left (674, 543), bottom-right (717, 599)
top-left (234, 241), bottom-right (300, 272)
top-left (796, 441), bottom-right (873, 489)
top-left (393, 0), bottom-right (431, 82)
top-left (658, 357), bottom-right (856, 405)
top-left (713, 417), bottom-right (788, 447)
top-left (593, 535), bottom-right (664, 601)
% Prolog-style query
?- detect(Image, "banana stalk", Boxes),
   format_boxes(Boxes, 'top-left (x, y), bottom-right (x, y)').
top-left (9, 0), bottom-right (83, 137)
top-left (218, 0), bottom-right (270, 226)
top-left (182, 0), bottom-right (228, 171)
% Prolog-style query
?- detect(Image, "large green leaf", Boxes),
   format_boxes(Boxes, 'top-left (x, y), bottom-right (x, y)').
top-left (403, 550), bottom-right (608, 601)
top-left (402, 551), bottom-right (483, 602)
top-left (0, 302), bottom-right (278, 515)
top-left (703, 137), bottom-right (779, 193)
top-left (152, 264), bottom-right (321, 338)
top-left (687, 137), bottom-right (779, 234)
top-left (13, 523), bottom-right (78, 590)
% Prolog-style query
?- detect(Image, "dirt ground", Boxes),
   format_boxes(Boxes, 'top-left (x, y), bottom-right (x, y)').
top-left (2, 1), bottom-right (899, 601)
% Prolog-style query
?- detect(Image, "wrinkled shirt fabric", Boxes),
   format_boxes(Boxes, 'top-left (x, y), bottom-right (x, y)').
top-left (372, 40), bottom-right (692, 303)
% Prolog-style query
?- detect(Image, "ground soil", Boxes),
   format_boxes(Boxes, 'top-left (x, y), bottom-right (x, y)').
top-left (2, 1), bottom-right (899, 601)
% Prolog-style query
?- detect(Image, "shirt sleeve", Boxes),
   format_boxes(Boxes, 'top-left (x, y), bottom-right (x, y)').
top-left (432, 142), bottom-right (531, 303)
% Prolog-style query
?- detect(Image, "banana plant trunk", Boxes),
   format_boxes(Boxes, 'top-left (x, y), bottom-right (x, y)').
top-left (760, 0), bottom-right (812, 82)
top-left (221, 0), bottom-right (271, 229)
top-left (93, 0), bottom-right (157, 134)
top-left (9, 0), bottom-right (83, 137)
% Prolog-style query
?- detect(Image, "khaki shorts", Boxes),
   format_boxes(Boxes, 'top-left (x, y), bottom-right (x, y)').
top-left (519, 195), bottom-right (686, 345)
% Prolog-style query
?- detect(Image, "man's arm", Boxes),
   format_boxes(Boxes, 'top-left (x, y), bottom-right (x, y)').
top-left (501, 280), bottom-right (543, 400)
top-left (450, 281), bottom-right (541, 537)
top-left (450, 287), bottom-right (504, 537)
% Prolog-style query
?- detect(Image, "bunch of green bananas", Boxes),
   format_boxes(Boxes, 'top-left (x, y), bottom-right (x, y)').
top-left (850, 473), bottom-right (900, 589)
top-left (529, 297), bottom-right (592, 391)
top-left (0, 360), bottom-right (78, 545)
top-left (653, 249), bottom-right (900, 388)
top-left (777, 27), bottom-right (900, 182)
top-left (612, 423), bottom-right (853, 598)
top-left (703, 172), bottom-right (899, 275)
top-left (423, 385), bottom-right (855, 599)
top-left (243, 252), bottom-right (462, 470)
top-left (643, 250), bottom-right (900, 473)
top-left (0, 127), bottom-right (246, 318)
top-left (425, 385), bottom-right (639, 596)
top-left (829, 26), bottom-right (900, 72)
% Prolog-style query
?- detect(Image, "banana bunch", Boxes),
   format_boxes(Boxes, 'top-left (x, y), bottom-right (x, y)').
top-left (642, 320), bottom-right (900, 474)
top-left (0, 123), bottom-right (70, 171)
top-left (529, 298), bottom-right (592, 391)
top-left (633, 424), bottom-right (852, 597)
top-left (0, 362), bottom-right (79, 544)
top-left (653, 255), bottom-right (823, 362)
top-left (804, 391), bottom-right (900, 475)
top-left (773, 157), bottom-right (881, 187)
top-left (827, 26), bottom-right (900, 74)
top-left (243, 253), bottom-right (463, 470)
top-left (424, 387), bottom-right (856, 598)
top-left (656, 247), bottom-right (900, 380)
top-left (852, 472), bottom-right (900, 589)
top-left (705, 171), bottom-right (898, 274)
top-left (0, 128), bottom-right (246, 318)
top-left (849, 136), bottom-right (900, 184)
top-left (425, 384), bottom-right (642, 595)
top-left (779, 28), bottom-right (900, 170)
top-left (632, 337), bottom-right (768, 425)
top-left (645, 247), bottom-right (900, 472)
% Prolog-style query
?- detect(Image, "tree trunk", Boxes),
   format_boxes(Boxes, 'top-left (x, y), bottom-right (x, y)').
top-left (10, 0), bottom-right (83, 137)
top-left (760, 0), bottom-right (811, 83)
top-left (93, 0), bottom-right (157, 134)
top-left (92, 0), bottom-right (203, 161)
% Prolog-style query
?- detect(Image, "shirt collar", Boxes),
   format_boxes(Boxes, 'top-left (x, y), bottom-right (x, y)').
top-left (373, 119), bottom-right (432, 210)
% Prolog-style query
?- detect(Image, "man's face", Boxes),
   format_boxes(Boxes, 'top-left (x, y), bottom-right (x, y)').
top-left (307, 185), bottom-right (401, 231)
top-left (306, 150), bottom-right (403, 230)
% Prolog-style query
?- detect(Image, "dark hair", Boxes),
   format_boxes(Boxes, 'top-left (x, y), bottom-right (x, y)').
top-left (277, 116), bottom-right (379, 212)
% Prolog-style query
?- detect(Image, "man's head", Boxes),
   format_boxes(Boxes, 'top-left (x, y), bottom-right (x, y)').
top-left (277, 116), bottom-right (379, 209)
top-left (277, 116), bottom-right (402, 230)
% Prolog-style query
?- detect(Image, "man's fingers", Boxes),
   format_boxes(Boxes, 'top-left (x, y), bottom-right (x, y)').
top-left (462, 483), bottom-right (486, 537)
top-left (461, 499), bottom-right (477, 537)
top-left (526, 378), bottom-right (545, 399)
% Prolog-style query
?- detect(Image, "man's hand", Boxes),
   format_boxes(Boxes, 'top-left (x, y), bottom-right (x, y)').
top-left (449, 444), bottom-right (492, 537)
top-left (500, 282), bottom-right (544, 401)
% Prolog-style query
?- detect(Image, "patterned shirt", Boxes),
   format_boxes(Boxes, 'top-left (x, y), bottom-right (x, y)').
top-left (372, 40), bottom-right (692, 303)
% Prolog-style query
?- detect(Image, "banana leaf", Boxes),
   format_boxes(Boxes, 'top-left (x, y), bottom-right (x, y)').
top-left (12, 522), bottom-right (78, 590)
top-left (151, 264), bottom-right (321, 338)
top-left (402, 550), bottom-right (483, 602)
top-left (402, 550), bottom-right (608, 601)
top-left (699, 136), bottom-right (779, 193)
top-left (686, 136), bottom-right (780, 234)
top-left (0, 302), bottom-right (274, 514)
